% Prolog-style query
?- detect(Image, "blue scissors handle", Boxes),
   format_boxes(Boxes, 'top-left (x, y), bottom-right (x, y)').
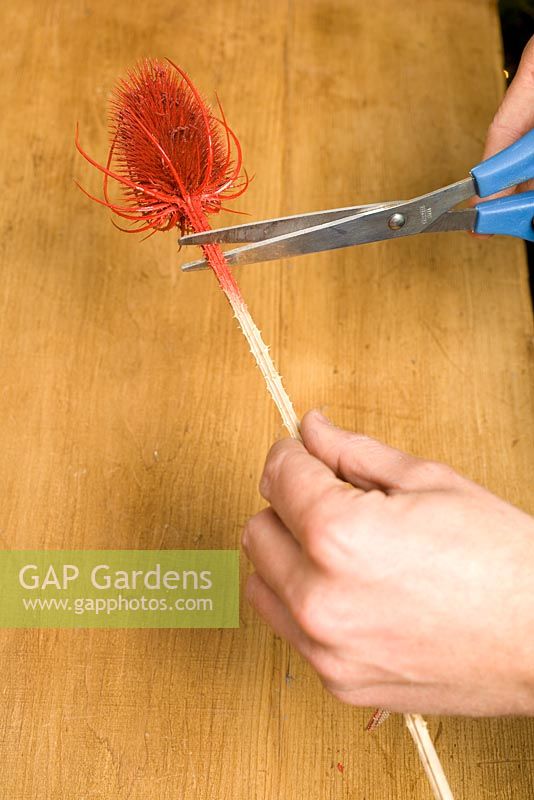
top-left (474, 190), bottom-right (534, 241)
top-left (180, 130), bottom-right (534, 270)
top-left (471, 128), bottom-right (534, 197)
top-left (470, 130), bottom-right (534, 241)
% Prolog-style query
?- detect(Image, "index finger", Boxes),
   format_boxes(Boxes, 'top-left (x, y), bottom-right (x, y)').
top-left (486, 36), bottom-right (534, 154)
top-left (482, 35), bottom-right (534, 192)
top-left (259, 438), bottom-right (364, 554)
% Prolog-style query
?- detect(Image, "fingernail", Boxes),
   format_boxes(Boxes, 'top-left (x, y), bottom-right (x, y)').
top-left (312, 409), bottom-right (331, 425)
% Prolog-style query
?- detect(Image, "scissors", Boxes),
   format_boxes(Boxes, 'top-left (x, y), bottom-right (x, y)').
top-left (180, 129), bottom-right (534, 271)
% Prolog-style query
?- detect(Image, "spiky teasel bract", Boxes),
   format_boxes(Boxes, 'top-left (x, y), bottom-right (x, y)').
top-left (75, 57), bottom-right (249, 237)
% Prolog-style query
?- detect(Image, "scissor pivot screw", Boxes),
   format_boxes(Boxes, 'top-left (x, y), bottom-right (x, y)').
top-left (388, 213), bottom-right (406, 231)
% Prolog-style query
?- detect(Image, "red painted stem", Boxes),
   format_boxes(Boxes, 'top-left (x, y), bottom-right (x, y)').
top-left (185, 200), bottom-right (244, 303)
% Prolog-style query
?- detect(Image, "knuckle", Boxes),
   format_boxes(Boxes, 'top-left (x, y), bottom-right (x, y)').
top-left (242, 509), bottom-right (263, 543)
top-left (420, 459), bottom-right (458, 485)
top-left (316, 656), bottom-right (382, 699)
top-left (248, 507), bottom-right (272, 533)
top-left (392, 455), bottom-right (457, 490)
top-left (352, 490), bottom-right (388, 536)
top-left (358, 488), bottom-right (386, 512)
top-left (242, 515), bottom-right (255, 540)
top-left (322, 683), bottom-right (366, 707)
top-left (243, 507), bottom-right (277, 553)
top-left (292, 586), bottom-right (330, 640)
top-left (299, 494), bottom-right (346, 565)
top-left (312, 648), bottom-right (374, 695)
top-left (487, 116), bottom-right (523, 147)
top-left (302, 489), bottom-right (382, 567)
top-left (318, 661), bottom-right (353, 691)
top-left (260, 439), bottom-right (301, 497)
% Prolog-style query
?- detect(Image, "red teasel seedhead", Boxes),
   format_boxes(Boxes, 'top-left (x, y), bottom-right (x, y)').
top-left (75, 58), bottom-right (250, 237)
top-left (76, 60), bottom-right (301, 442)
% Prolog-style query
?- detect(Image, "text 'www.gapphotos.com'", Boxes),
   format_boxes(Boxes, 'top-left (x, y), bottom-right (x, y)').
top-left (21, 595), bottom-right (214, 615)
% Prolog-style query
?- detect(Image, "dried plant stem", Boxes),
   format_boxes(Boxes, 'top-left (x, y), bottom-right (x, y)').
top-left (368, 711), bottom-right (454, 798)
top-left (187, 201), bottom-right (300, 439)
top-left (186, 202), bottom-right (453, 800)
top-left (404, 713), bottom-right (455, 800)
top-left (225, 294), bottom-right (300, 438)
top-left (366, 708), bottom-right (391, 730)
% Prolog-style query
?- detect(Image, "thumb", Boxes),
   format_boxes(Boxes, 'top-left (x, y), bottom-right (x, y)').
top-left (300, 410), bottom-right (460, 493)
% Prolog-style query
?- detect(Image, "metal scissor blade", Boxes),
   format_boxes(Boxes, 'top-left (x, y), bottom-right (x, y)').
top-left (181, 178), bottom-right (475, 271)
top-left (424, 208), bottom-right (476, 232)
top-left (180, 209), bottom-right (475, 271)
top-left (179, 202), bottom-right (401, 245)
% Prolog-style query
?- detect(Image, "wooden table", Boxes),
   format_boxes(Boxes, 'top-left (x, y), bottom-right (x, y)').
top-left (1, 1), bottom-right (533, 797)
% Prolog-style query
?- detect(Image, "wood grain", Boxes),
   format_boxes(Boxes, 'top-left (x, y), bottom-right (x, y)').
top-left (0, 0), bottom-right (533, 798)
